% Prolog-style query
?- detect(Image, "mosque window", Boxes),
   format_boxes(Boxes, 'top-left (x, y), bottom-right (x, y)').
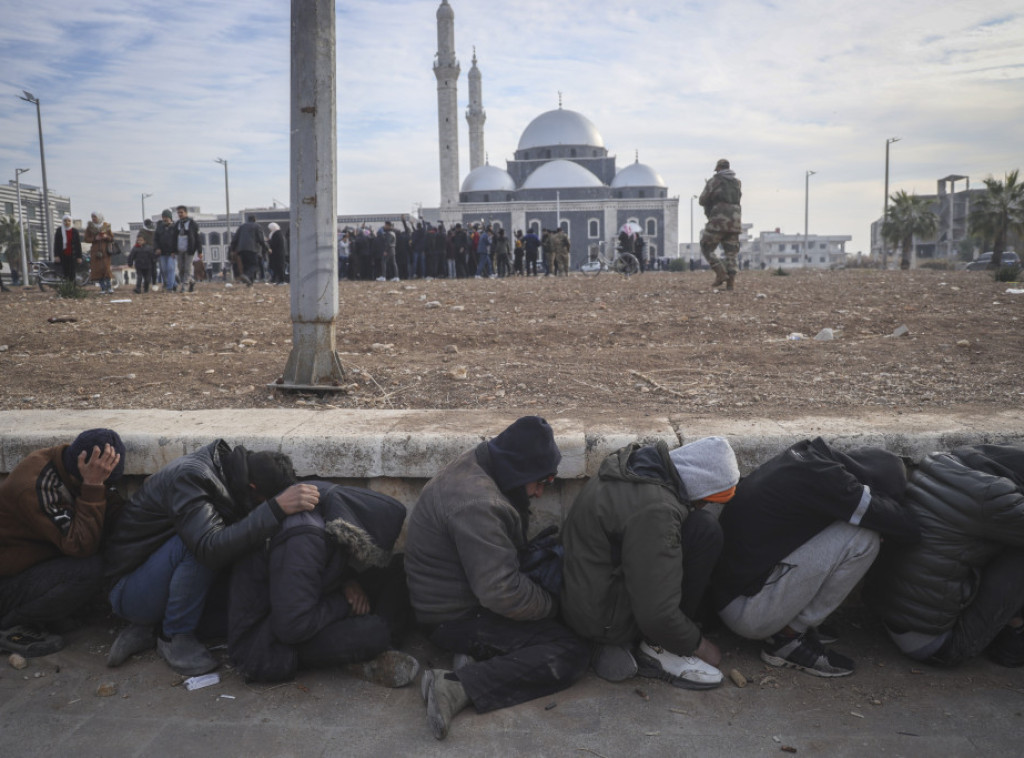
top-left (638, 191), bottom-right (645, 198)
top-left (588, 219), bottom-right (599, 238)
top-left (199, 233), bottom-right (207, 245)
top-left (571, 149), bottom-right (577, 157)
top-left (483, 194), bottom-right (490, 202)
top-left (528, 219), bottom-right (541, 235)
top-left (560, 220), bottom-right (570, 237)
top-left (646, 218), bottom-right (658, 236)
top-left (506, 194), bottom-right (512, 201)
top-left (210, 232), bottom-right (221, 245)
top-left (523, 152), bottom-right (530, 159)
top-left (212, 249), bottom-right (220, 261)
top-left (544, 149), bottom-right (551, 159)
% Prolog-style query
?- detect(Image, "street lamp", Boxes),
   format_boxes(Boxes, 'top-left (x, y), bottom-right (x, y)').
top-left (215, 158), bottom-right (231, 269)
top-left (690, 194), bottom-right (698, 245)
top-left (15, 168), bottom-right (31, 287)
top-left (141, 192), bottom-right (153, 222)
top-left (804, 170), bottom-right (816, 265)
top-left (18, 91), bottom-right (52, 261)
top-left (882, 137), bottom-right (901, 269)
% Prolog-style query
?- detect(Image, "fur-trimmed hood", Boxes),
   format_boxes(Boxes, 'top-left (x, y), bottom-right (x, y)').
top-left (311, 481), bottom-right (406, 570)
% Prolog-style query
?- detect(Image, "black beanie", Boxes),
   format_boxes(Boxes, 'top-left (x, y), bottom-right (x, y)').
top-left (63, 428), bottom-right (126, 483)
top-left (486, 416), bottom-right (561, 493)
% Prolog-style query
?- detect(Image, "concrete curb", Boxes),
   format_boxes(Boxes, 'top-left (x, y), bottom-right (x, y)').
top-left (2, 409), bottom-right (1022, 480)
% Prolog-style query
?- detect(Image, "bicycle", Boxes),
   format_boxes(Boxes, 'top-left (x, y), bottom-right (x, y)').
top-left (580, 247), bottom-right (640, 277)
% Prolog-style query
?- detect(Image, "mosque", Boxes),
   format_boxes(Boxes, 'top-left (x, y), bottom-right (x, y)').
top-left (430, 0), bottom-right (679, 269)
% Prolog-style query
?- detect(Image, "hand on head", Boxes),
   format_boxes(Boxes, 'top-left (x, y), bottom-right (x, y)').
top-left (79, 444), bottom-right (121, 486)
top-left (275, 482), bottom-right (319, 514)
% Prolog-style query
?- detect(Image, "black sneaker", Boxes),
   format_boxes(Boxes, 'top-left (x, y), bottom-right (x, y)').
top-left (987, 624), bottom-right (1024, 667)
top-left (761, 631), bottom-right (854, 677)
top-left (0, 625), bottom-right (64, 658)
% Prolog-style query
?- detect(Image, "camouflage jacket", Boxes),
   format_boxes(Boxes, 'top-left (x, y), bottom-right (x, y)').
top-left (699, 169), bottom-right (742, 234)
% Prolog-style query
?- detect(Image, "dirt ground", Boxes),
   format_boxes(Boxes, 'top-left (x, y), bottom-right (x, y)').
top-left (1, 268), bottom-right (1022, 418)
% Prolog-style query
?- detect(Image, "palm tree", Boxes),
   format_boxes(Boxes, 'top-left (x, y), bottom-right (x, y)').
top-left (968, 169), bottom-right (1024, 269)
top-left (881, 191), bottom-right (939, 270)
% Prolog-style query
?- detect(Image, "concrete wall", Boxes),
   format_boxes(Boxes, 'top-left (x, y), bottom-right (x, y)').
top-left (3, 409), bottom-right (1023, 537)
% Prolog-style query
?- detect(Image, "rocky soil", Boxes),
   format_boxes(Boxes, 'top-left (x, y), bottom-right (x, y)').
top-left (1, 268), bottom-right (1022, 420)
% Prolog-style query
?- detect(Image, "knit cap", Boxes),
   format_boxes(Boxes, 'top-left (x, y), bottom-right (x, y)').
top-left (62, 428), bottom-right (126, 483)
top-left (486, 416), bottom-right (561, 493)
top-left (669, 436), bottom-right (739, 501)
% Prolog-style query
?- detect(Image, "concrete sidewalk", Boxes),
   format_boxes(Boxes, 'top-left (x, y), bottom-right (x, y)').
top-left (2, 605), bottom-right (1021, 758)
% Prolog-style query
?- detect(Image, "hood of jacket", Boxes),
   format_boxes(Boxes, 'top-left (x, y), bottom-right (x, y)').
top-left (312, 482), bottom-right (406, 570)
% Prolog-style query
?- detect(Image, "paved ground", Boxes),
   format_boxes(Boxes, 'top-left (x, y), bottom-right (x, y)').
top-left (3, 604), bottom-right (1022, 757)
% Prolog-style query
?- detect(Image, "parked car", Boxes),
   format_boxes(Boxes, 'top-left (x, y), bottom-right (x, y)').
top-left (965, 251), bottom-right (1020, 271)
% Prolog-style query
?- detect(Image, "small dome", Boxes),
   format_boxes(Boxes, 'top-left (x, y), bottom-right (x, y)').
top-left (521, 160), bottom-right (604, 189)
top-left (517, 108), bottom-right (605, 151)
top-left (612, 161), bottom-right (667, 188)
top-left (461, 165), bottom-right (516, 193)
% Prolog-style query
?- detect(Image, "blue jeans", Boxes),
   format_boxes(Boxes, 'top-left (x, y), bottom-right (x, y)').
top-left (476, 252), bottom-right (493, 277)
top-left (109, 535), bottom-right (216, 637)
top-left (411, 252), bottom-right (425, 278)
top-left (159, 255), bottom-right (177, 291)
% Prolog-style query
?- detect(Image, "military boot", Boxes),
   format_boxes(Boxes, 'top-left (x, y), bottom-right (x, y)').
top-left (726, 272), bottom-right (736, 291)
top-left (711, 263), bottom-right (728, 287)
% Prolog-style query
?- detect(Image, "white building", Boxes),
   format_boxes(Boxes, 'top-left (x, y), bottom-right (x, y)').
top-left (750, 229), bottom-right (851, 270)
top-left (1, 180), bottom-right (72, 260)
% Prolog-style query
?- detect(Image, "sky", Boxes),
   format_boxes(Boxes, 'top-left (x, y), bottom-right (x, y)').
top-left (1, 0), bottom-right (1022, 256)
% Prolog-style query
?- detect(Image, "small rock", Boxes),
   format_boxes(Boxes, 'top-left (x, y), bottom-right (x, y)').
top-left (0, 345), bottom-right (8, 352)
top-left (448, 366), bottom-right (468, 380)
top-left (956, 339), bottom-right (971, 347)
top-left (755, 293), bottom-right (767, 299)
top-left (239, 338), bottom-right (257, 346)
top-left (205, 369), bottom-right (215, 374)
top-left (370, 343), bottom-right (394, 352)
top-left (450, 305), bottom-right (465, 312)
top-left (444, 344), bottom-right (459, 354)
top-left (728, 668), bottom-right (747, 688)
top-left (813, 328), bottom-right (834, 341)
top-left (8, 653), bottom-right (28, 670)
top-left (96, 681), bottom-right (118, 697)
top-left (890, 324), bottom-right (909, 338)
top-left (425, 301), bottom-right (441, 309)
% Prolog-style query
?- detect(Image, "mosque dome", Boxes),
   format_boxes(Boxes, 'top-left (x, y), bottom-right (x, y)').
top-left (521, 159), bottom-right (604, 189)
top-left (461, 164), bottom-right (516, 193)
top-left (612, 160), bottom-right (667, 188)
top-left (517, 108), bottom-right (605, 151)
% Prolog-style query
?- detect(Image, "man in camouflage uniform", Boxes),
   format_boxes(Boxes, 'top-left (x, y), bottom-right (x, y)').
top-left (699, 159), bottom-right (742, 290)
top-left (553, 228), bottom-right (571, 276)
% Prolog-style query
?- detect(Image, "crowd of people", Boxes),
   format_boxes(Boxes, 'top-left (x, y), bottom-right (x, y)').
top-left (338, 216), bottom-right (577, 281)
top-left (1, 419), bottom-right (1022, 741)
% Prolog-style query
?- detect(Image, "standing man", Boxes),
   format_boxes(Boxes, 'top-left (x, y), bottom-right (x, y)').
top-left (153, 210), bottom-right (177, 291)
top-left (404, 416), bottom-right (589, 740)
top-left (52, 214), bottom-right (83, 282)
top-left (230, 215), bottom-right (269, 286)
top-left (104, 441), bottom-right (319, 675)
top-left (0, 429), bottom-right (124, 657)
top-left (174, 205), bottom-right (202, 292)
top-left (266, 223), bottom-right (287, 284)
top-left (562, 437), bottom-right (739, 689)
top-left (523, 229), bottom-right (541, 276)
top-left (553, 227), bottom-right (571, 276)
top-left (698, 158), bottom-right (742, 290)
top-left (380, 221), bottom-right (399, 282)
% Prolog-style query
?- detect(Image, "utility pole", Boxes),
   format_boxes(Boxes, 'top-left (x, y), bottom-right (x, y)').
top-left (18, 91), bottom-right (52, 260)
top-left (141, 192), bottom-right (153, 223)
top-left (280, 0), bottom-right (345, 387)
top-left (804, 170), bottom-right (816, 265)
top-left (15, 168), bottom-right (31, 288)
top-left (882, 137), bottom-right (900, 269)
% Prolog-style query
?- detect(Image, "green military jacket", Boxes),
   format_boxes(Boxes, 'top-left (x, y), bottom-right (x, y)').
top-left (561, 441), bottom-right (703, 656)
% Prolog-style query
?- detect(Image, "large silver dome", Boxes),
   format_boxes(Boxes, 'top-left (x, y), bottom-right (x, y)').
top-left (521, 159), bottom-right (604, 189)
top-left (517, 108), bottom-right (605, 151)
top-left (461, 164), bottom-right (516, 193)
top-left (611, 160), bottom-right (667, 188)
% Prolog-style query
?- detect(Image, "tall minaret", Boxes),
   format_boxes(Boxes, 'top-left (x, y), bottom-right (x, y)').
top-left (434, 1), bottom-right (460, 221)
top-left (466, 47), bottom-right (486, 172)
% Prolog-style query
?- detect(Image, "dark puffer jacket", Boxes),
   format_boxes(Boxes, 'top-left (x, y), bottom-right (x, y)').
top-left (104, 440), bottom-right (284, 578)
top-left (864, 445), bottom-right (1024, 634)
top-left (562, 442), bottom-right (704, 655)
top-left (228, 482), bottom-right (406, 682)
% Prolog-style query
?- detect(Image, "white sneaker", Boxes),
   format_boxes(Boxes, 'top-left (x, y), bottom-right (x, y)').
top-left (390, 277), bottom-right (400, 282)
top-left (636, 640), bottom-right (722, 690)
top-left (376, 276), bottom-right (386, 282)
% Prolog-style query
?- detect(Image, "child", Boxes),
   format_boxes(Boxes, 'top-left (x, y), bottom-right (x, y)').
top-left (128, 236), bottom-right (156, 293)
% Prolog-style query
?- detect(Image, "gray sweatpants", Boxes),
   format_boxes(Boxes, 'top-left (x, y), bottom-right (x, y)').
top-left (720, 521), bottom-right (880, 639)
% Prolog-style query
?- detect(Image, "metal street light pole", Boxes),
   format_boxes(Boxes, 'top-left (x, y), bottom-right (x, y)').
top-left (804, 170), bottom-right (816, 265)
top-left (215, 158), bottom-right (231, 274)
top-left (141, 192), bottom-right (153, 222)
top-left (690, 194), bottom-right (697, 245)
top-left (15, 168), bottom-right (31, 287)
top-left (882, 137), bottom-right (900, 269)
top-left (18, 91), bottom-right (52, 262)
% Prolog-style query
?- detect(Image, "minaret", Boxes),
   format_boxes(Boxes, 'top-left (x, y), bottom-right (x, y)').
top-left (434, 1), bottom-right (460, 222)
top-left (466, 47), bottom-right (486, 172)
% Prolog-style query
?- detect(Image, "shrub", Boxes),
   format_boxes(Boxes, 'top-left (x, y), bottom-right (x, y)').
top-left (57, 279), bottom-right (88, 299)
top-left (919, 260), bottom-right (956, 271)
top-left (772, 266), bottom-right (789, 276)
top-left (667, 258), bottom-right (688, 272)
top-left (994, 264), bottom-right (1021, 283)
